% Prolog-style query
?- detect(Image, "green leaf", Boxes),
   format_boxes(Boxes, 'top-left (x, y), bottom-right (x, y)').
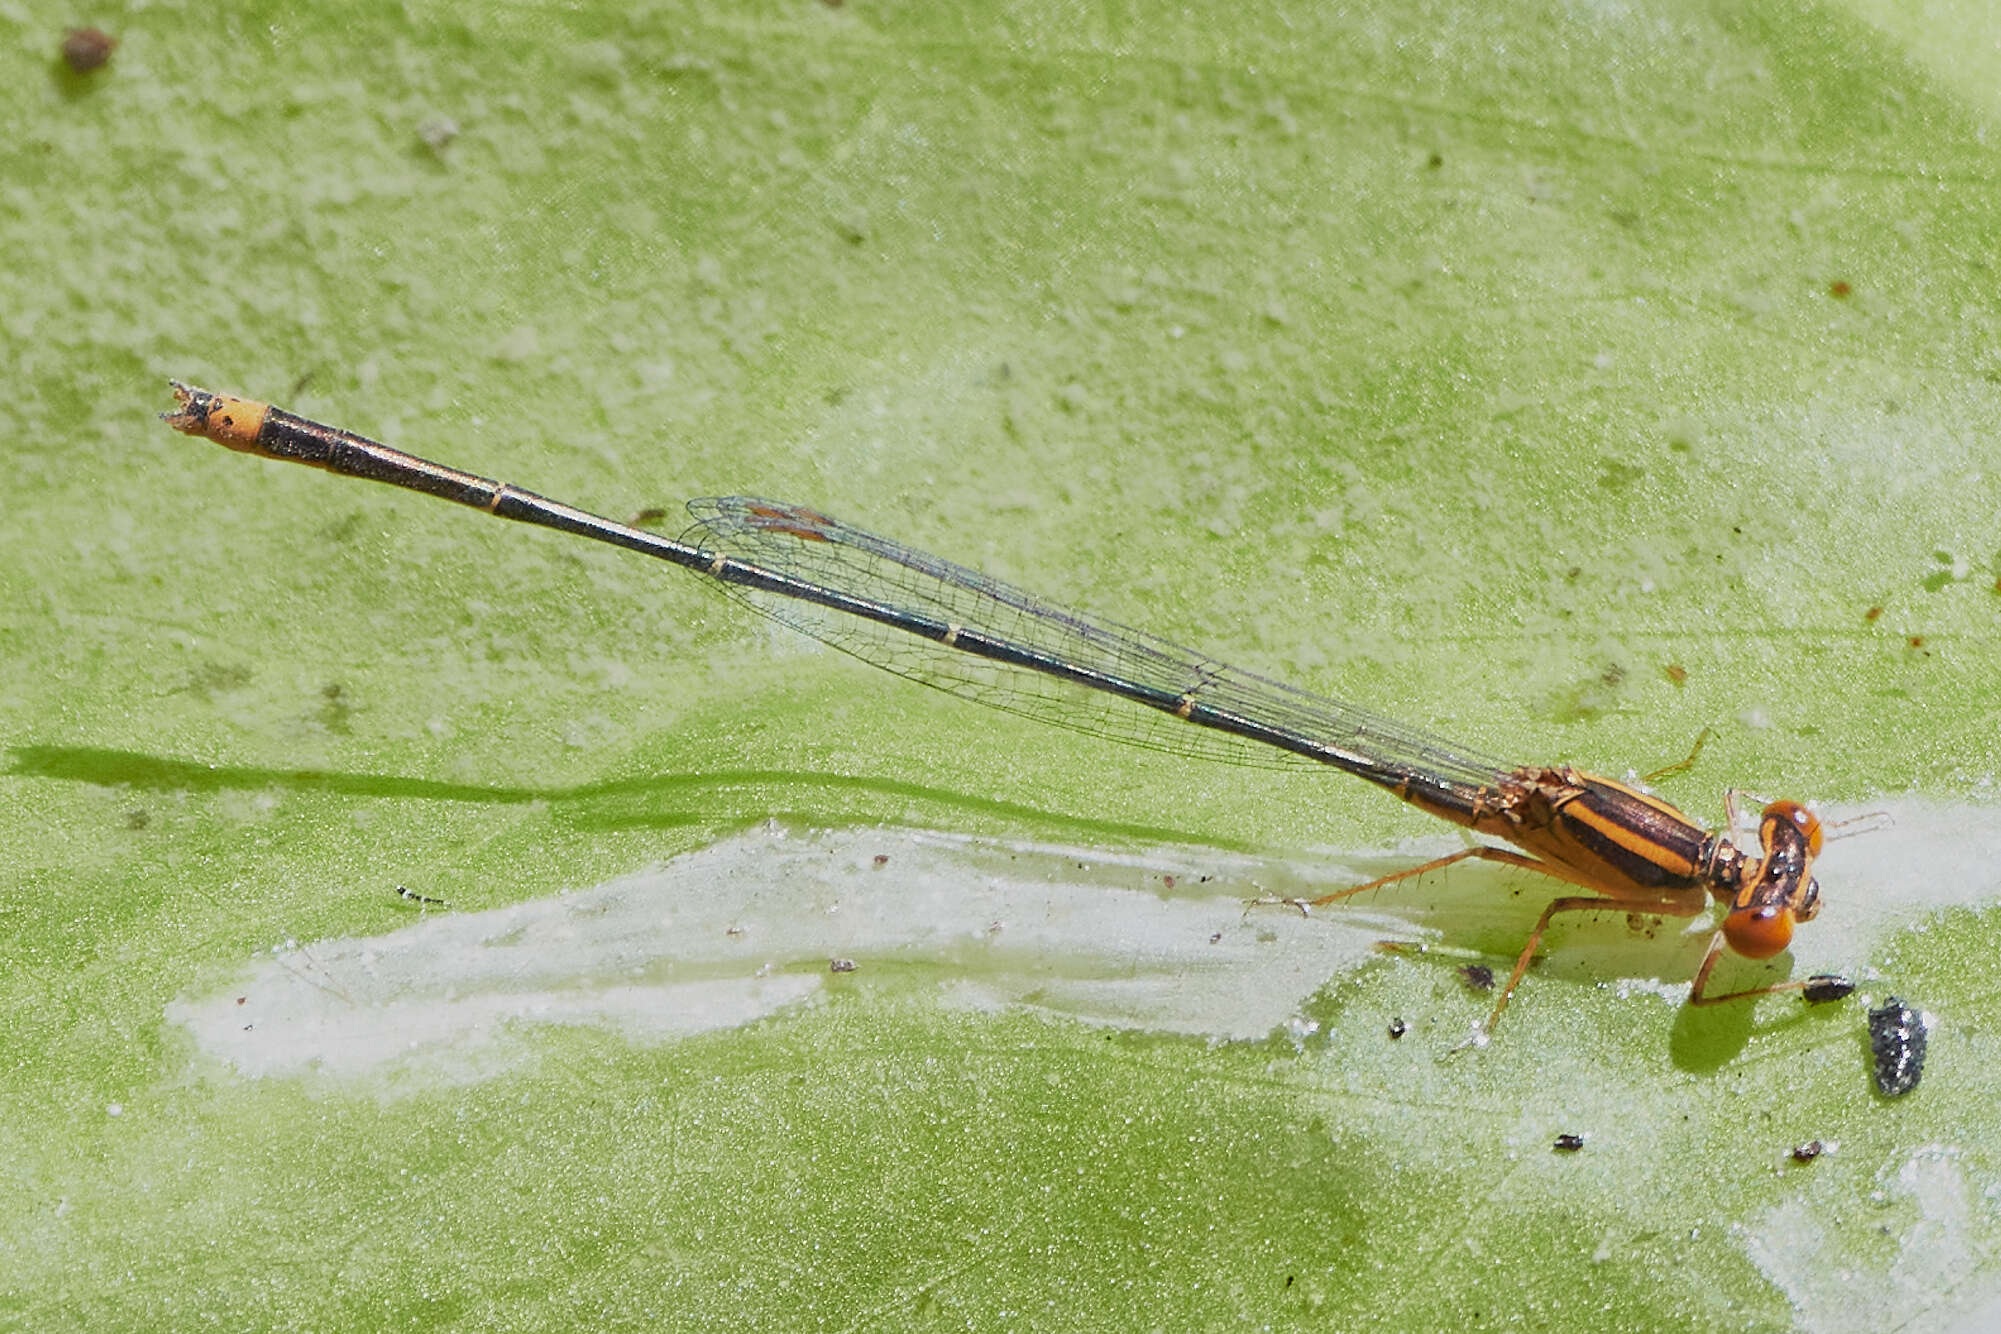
top-left (5, 0), bottom-right (2000, 1327)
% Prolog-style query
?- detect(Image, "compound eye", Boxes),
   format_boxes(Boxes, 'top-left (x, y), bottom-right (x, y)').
top-left (1765, 800), bottom-right (1823, 856)
top-left (1723, 905), bottom-right (1794, 960)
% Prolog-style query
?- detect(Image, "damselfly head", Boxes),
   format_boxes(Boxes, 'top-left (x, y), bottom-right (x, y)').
top-left (1721, 800), bottom-right (1825, 958)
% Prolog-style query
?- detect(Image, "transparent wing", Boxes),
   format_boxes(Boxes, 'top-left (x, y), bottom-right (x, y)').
top-left (681, 497), bottom-right (1512, 785)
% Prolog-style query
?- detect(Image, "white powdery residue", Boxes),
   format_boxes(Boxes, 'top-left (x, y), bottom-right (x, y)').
top-left (167, 824), bottom-right (1413, 1087)
top-left (1748, 1145), bottom-right (2000, 1332)
top-left (165, 797), bottom-right (2001, 1090)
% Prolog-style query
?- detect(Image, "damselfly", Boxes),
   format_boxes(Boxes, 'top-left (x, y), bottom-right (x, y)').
top-left (161, 383), bottom-right (1854, 1039)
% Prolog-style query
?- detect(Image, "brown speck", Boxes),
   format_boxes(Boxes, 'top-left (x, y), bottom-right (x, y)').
top-left (629, 507), bottom-right (668, 527)
top-left (236, 996), bottom-right (247, 1006)
top-left (1208, 931), bottom-right (1223, 944)
top-left (1791, 1140), bottom-right (1824, 1163)
top-left (1908, 635), bottom-right (1925, 649)
top-left (1664, 664), bottom-right (1688, 685)
top-left (829, 957), bottom-right (858, 973)
top-left (61, 27), bottom-right (116, 73)
top-left (871, 853), bottom-right (889, 868)
top-left (1829, 280), bottom-right (1852, 298)
top-left (1161, 873), bottom-right (1176, 889)
top-left (1865, 605), bottom-right (1883, 622)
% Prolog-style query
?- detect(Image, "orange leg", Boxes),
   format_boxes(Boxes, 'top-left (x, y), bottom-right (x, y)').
top-left (1642, 727), bottom-right (1713, 783)
top-left (1257, 847), bottom-right (1836, 1042)
top-left (1268, 849), bottom-right (1686, 1040)
top-left (1685, 933), bottom-right (1851, 1007)
top-left (1278, 845), bottom-right (1555, 911)
top-left (1468, 892), bottom-right (1702, 1044)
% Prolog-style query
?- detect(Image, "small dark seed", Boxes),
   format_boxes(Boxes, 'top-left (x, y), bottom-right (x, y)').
top-left (62, 27), bottom-right (117, 73)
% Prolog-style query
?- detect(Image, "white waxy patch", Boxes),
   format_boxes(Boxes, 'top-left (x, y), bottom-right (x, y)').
top-left (165, 799), bottom-right (1999, 1088)
top-left (169, 824), bottom-right (1419, 1085)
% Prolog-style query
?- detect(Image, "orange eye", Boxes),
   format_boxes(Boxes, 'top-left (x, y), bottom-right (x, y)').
top-left (1764, 800), bottom-right (1823, 856)
top-left (1723, 905), bottom-right (1794, 959)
